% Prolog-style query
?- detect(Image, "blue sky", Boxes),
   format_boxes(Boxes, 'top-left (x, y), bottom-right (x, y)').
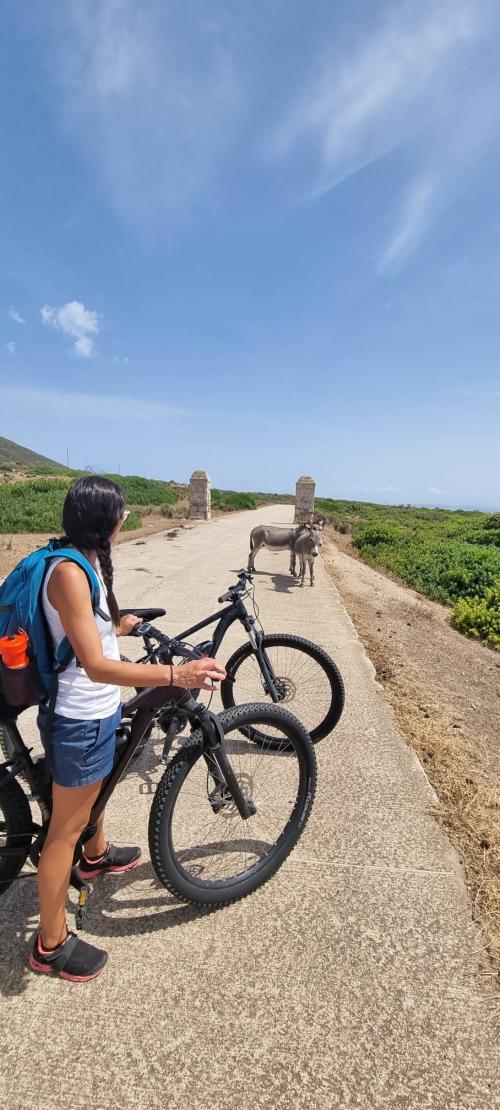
top-left (1, 0), bottom-right (499, 509)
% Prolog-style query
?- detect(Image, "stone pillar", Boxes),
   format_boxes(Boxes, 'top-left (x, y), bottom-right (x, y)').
top-left (189, 470), bottom-right (211, 519)
top-left (294, 475), bottom-right (315, 524)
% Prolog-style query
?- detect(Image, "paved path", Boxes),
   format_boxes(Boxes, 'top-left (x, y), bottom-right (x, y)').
top-left (1, 505), bottom-right (498, 1109)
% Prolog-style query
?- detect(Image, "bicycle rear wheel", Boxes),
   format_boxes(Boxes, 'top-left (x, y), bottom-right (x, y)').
top-left (0, 721), bottom-right (16, 765)
top-left (148, 703), bottom-right (316, 906)
top-left (0, 770), bottom-right (33, 897)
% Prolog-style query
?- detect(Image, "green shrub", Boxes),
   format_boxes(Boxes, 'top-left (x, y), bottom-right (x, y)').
top-left (0, 479), bottom-right (70, 532)
top-left (122, 510), bottom-right (142, 531)
top-left (451, 581), bottom-right (500, 650)
top-left (0, 473), bottom-right (184, 533)
top-left (211, 490), bottom-right (257, 511)
top-left (354, 524), bottom-right (408, 549)
top-left (104, 475), bottom-right (181, 507)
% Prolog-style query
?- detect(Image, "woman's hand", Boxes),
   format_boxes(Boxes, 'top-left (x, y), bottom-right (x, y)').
top-left (116, 614), bottom-right (143, 637)
top-left (173, 657), bottom-right (226, 691)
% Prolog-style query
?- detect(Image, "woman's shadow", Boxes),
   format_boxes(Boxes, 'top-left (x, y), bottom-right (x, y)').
top-left (0, 860), bottom-right (213, 997)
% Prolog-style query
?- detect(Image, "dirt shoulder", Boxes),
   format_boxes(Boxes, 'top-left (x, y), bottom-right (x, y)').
top-left (324, 528), bottom-right (500, 980)
top-left (0, 514), bottom-right (197, 579)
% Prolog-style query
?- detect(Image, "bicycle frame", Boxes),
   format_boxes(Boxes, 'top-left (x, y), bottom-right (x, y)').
top-left (137, 596), bottom-right (282, 703)
top-left (0, 684), bottom-right (255, 906)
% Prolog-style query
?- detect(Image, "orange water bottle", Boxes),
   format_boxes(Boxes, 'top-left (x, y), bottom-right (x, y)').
top-left (0, 630), bottom-right (30, 668)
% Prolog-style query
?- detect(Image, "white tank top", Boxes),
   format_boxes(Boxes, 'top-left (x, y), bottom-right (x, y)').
top-left (42, 557), bottom-right (121, 720)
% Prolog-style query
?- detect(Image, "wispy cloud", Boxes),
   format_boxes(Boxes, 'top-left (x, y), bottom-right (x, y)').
top-left (379, 172), bottom-right (438, 271)
top-left (0, 385), bottom-right (199, 421)
top-left (6, 341), bottom-right (15, 354)
top-left (274, 1), bottom-right (498, 269)
top-left (8, 307), bottom-right (25, 324)
top-left (41, 300), bottom-right (100, 358)
top-left (42, 1), bottom-right (242, 230)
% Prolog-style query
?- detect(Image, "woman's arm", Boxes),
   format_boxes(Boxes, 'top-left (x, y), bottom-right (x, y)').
top-left (47, 562), bottom-right (226, 691)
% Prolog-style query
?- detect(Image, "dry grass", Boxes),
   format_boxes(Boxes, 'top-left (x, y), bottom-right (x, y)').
top-left (325, 542), bottom-right (500, 990)
top-left (392, 680), bottom-right (500, 984)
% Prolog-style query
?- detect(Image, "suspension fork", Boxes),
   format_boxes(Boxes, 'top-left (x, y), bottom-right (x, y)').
top-left (245, 623), bottom-right (281, 702)
top-left (186, 699), bottom-right (256, 820)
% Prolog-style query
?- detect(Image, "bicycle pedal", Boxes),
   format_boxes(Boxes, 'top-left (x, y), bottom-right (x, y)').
top-left (75, 884), bottom-right (91, 929)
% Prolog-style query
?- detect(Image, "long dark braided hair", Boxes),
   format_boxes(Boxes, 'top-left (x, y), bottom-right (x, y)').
top-left (60, 476), bottom-right (125, 626)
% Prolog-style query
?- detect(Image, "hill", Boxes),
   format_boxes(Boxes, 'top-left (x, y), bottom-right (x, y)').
top-left (0, 435), bottom-right (64, 472)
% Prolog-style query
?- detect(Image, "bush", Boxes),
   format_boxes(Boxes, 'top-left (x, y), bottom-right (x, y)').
top-left (452, 581), bottom-right (500, 650)
top-left (211, 490), bottom-right (257, 511)
top-left (104, 475), bottom-right (181, 507)
top-left (122, 510), bottom-right (142, 531)
top-left (0, 473), bottom-right (184, 533)
top-left (0, 479), bottom-right (70, 532)
top-left (354, 524), bottom-right (408, 549)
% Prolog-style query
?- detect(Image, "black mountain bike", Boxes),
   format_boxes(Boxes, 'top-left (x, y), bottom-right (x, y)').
top-left (119, 569), bottom-right (344, 762)
top-left (0, 616), bottom-right (317, 919)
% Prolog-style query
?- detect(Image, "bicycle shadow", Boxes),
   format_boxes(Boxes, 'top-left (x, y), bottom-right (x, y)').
top-left (0, 872), bottom-right (41, 997)
top-left (75, 860), bottom-right (215, 942)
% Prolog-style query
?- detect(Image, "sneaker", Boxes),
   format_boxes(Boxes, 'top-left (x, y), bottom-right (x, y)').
top-left (75, 840), bottom-right (141, 880)
top-left (27, 931), bottom-right (108, 982)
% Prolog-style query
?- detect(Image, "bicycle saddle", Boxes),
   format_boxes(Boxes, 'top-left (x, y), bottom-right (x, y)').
top-left (119, 607), bottom-right (166, 620)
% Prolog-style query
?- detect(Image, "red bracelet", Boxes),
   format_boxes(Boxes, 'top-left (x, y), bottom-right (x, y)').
top-left (169, 664), bottom-right (173, 687)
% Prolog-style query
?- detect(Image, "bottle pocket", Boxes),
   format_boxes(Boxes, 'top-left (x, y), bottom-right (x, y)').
top-left (0, 660), bottom-right (40, 708)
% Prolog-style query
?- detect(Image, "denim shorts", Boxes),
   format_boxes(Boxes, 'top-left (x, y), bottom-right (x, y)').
top-left (37, 705), bottom-right (122, 788)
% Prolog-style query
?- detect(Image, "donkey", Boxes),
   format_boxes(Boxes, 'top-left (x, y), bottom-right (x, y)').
top-left (247, 518), bottom-right (324, 574)
top-left (290, 523), bottom-right (323, 586)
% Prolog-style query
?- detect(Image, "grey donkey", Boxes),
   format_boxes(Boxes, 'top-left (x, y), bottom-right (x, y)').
top-left (290, 523), bottom-right (323, 586)
top-left (247, 518), bottom-right (324, 583)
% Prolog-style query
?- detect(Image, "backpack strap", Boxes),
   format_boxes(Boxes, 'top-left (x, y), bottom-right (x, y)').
top-left (46, 546), bottom-right (109, 623)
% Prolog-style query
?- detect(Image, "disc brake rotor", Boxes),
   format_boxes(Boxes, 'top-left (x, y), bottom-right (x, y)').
top-left (265, 676), bottom-right (297, 703)
top-left (208, 770), bottom-right (254, 817)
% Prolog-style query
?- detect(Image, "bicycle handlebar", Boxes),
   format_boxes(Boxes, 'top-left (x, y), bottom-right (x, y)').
top-left (128, 569), bottom-right (254, 648)
top-left (128, 622), bottom-right (205, 661)
top-left (218, 569), bottom-right (253, 604)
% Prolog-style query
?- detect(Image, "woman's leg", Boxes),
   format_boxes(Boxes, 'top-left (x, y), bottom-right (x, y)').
top-left (83, 810), bottom-right (108, 859)
top-left (37, 780), bottom-right (103, 948)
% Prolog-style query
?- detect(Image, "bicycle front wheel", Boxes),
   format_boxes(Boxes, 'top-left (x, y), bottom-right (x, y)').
top-left (221, 634), bottom-right (345, 746)
top-left (148, 703), bottom-right (316, 906)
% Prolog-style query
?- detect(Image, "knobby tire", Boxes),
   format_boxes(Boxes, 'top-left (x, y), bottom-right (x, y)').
top-left (148, 703), bottom-right (316, 907)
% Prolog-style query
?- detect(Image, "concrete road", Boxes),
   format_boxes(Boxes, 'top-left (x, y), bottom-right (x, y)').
top-left (1, 504), bottom-right (498, 1109)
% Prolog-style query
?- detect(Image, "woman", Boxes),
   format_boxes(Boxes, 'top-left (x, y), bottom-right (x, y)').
top-left (29, 475), bottom-right (225, 983)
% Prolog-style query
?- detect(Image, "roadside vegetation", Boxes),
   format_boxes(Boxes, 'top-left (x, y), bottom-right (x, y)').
top-left (317, 499), bottom-right (500, 651)
top-left (1, 434), bottom-right (497, 651)
top-left (0, 466), bottom-right (288, 536)
top-left (211, 489), bottom-right (289, 512)
top-left (0, 474), bottom-right (185, 534)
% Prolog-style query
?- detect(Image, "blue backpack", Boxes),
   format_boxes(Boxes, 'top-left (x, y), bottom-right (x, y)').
top-left (0, 539), bottom-right (104, 722)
